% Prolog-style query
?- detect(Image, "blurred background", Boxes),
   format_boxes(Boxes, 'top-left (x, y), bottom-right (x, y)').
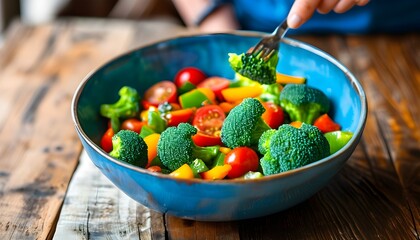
top-left (0, 0), bottom-right (181, 44)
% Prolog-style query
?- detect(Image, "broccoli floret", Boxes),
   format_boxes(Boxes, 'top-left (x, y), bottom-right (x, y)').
top-left (279, 84), bottom-right (330, 124)
top-left (258, 129), bottom-right (277, 155)
top-left (100, 86), bottom-right (140, 132)
top-left (259, 83), bottom-right (283, 105)
top-left (157, 123), bottom-right (220, 171)
top-left (109, 130), bottom-right (148, 167)
top-left (228, 50), bottom-right (278, 85)
top-left (221, 98), bottom-right (271, 149)
top-left (259, 123), bottom-right (330, 175)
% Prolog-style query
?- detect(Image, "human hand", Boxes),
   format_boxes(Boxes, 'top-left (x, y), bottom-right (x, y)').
top-left (287, 0), bottom-right (370, 29)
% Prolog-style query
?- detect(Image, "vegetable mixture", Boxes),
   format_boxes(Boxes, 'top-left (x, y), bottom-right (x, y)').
top-left (99, 49), bottom-right (353, 180)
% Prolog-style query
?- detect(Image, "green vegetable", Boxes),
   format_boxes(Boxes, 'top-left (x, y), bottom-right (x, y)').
top-left (149, 155), bottom-right (164, 168)
top-left (157, 123), bottom-right (220, 171)
top-left (147, 110), bottom-right (167, 133)
top-left (179, 89), bottom-right (210, 109)
top-left (139, 125), bottom-right (156, 138)
top-left (100, 86), bottom-right (140, 132)
top-left (178, 81), bottom-right (196, 94)
top-left (221, 98), bottom-right (271, 149)
top-left (228, 50), bottom-right (278, 85)
top-left (212, 152), bottom-right (227, 168)
top-left (109, 130), bottom-right (148, 167)
top-left (258, 123), bottom-right (330, 175)
top-left (279, 84), bottom-right (330, 124)
top-left (259, 83), bottom-right (283, 105)
top-left (189, 159), bottom-right (209, 178)
top-left (324, 130), bottom-right (353, 154)
top-left (229, 73), bottom-right (261, 88)
top-left (242, 171), bottom-right (264, 179)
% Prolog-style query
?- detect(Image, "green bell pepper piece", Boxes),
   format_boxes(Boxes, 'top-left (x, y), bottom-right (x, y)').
top-left (324, 130), bottom-right (353, 155)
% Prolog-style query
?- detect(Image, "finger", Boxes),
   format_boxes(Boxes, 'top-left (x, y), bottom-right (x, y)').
top-left (287, 0), bottom-right (323, 28)
top-left (356, 0), bottom-right (370, 6)
top-left (317, 0), bottom-right (340, 14)
top-left (334, 0), bottom-right (358, 13)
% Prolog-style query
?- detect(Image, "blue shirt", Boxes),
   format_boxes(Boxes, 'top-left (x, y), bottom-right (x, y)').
top-left (228, 0), bottom-right (420, 34)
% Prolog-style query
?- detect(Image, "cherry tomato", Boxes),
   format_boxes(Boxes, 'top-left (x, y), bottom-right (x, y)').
top-left (121, 118), bottom-right (145, 133)
top-left (174, 67), bottom-right (207, 88)
top-left (143, 81), bottom-right (177, 108)
top-left (192, 105), bottom-right (226, 136)
top-left (261, 102), bottom-right (284, 129)
top-left (224, 147), bottom-right (259, 179)
top-left (197, 77), bottom-right (230, 102)
top-left (100, 128), bottom-right (114, 153)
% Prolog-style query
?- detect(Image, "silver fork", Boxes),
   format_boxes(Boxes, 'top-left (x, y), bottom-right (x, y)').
top-left (250, 19), bottom-right (289, 60)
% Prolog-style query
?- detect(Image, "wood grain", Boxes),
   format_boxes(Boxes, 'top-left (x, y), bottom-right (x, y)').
top-left (54, 151), bottom-right (166, 239)
top-left (0, 18), bottom-right (184, 239)
top-left (0, 18), bottom-right (419, 240)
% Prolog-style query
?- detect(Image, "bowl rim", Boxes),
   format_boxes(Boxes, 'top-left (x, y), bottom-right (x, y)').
top-left (71, 31), bottom-right (368, 184)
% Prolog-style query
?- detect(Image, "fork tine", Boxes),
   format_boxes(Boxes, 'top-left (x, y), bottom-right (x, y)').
top-left (250, 42), bottom-right (264, 55)
top-left (263, 49), bottom-right (277, 60)
top-left (249, 19), bottom-right (289, 59)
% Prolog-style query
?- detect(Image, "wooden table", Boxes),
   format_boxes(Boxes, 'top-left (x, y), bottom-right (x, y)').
top-left (0, 18), bottom-right (419, 240)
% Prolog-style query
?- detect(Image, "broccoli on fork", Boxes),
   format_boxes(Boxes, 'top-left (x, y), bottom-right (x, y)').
top-left (100, 86), bottom-right (140, 132)
top-left (109, 130), bottom-right (148, 167)
top-left (157, 123), bottom-right (220, 171)
top-left (279, 83), bottom-right (330, 124)
top-left (221, 98), bottom-right (271, 149)
top-left (228, 48), bottom-right (279, 85)
top-left (258, 123), bottom-right (330, 175)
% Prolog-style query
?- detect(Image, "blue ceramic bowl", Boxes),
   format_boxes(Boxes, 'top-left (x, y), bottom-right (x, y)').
top-left (71, 32), bottom-right (367, 221)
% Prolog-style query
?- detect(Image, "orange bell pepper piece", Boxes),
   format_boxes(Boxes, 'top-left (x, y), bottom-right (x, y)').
top-left (276, 72), bottom-right (306, 84)
top-left (218, 100), bottom-right (242, 114)
top-left (289, 121), bottom-right (303, 128)
top-left (143, 133), bottom-right (160, 167)
top-left (200, 165), bottom-right (232, 180)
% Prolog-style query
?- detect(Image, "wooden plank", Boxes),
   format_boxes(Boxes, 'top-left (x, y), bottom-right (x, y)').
top-left (165, 216), bottom-right (240, 240)
top-left (54, 151), bottom-right (166, 240)
top-left (233, 35), bottom-right (420, 239)
top-left (0, 18), bottom-right (142, 239)
top-left (52, 18), bottom-right (188, 239)
top-left (341, 35), bottom-right (420, 236)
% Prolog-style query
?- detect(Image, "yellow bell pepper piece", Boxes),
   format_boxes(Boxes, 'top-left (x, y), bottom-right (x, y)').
top-left (169, 164), bottom-right (195, 179)
top-left (221, 86), bottom-right (262, 103)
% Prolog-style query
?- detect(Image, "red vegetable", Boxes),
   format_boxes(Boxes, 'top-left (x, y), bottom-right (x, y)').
top-left (143, 81), bottom-right (177, 108)
top-left (121, 118), bottom-right (144, 133)
top-left (166, 108), bottom-right (194, 127)
top-left (261, 102), bottom-right (284, 129)
top-left (174, 67), bottom-right (207, 89)
top-left (147, 166), bottom-right (162, 173)
top-left (192, 105), bottom-right (225, 146)
top-left (100, 128), bottom-right (114, 152)
top-left (224, 147), bottom-right (259, 178)
top-left (192, 132), bottom-right (223, 147)
top-left (313, 113), bottom-right (341, 133)
top-left (197, 77), bottom-right (230, 102)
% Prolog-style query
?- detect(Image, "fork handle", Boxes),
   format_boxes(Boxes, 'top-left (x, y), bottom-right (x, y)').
top-left (273, 19), bottom-right (289, 40)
